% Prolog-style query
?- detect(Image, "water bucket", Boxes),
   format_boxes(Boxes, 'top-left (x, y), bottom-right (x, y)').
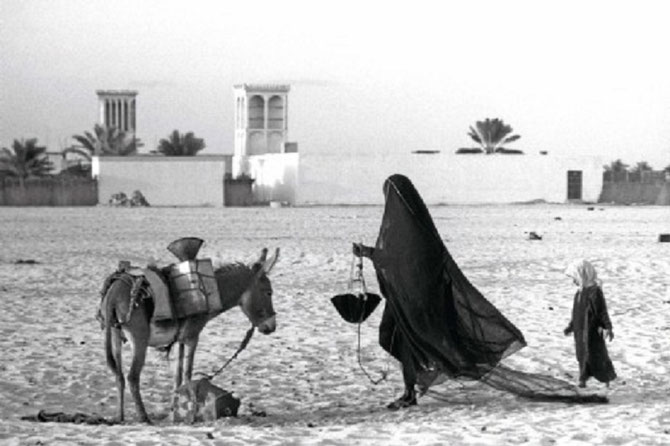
top-left (331, 292), bottom-right (382, 324)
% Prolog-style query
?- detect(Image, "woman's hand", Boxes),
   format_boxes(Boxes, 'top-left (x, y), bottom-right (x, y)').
top-left (601, 328), bottom-right (614, 341)
top-left (352, 243), bottom-right (373, 258)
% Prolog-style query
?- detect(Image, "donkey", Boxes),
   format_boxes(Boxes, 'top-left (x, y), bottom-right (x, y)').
top-left (100, 248), bottom-right (279, 423)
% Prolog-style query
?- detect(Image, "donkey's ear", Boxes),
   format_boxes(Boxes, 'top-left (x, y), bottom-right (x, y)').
top-left (257, 248), bottom-right (268, 264)
top-left (262, 248), bottom-right (280, 274)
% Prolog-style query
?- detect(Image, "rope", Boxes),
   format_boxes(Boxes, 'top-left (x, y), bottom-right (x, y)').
top-left (352, 252), bottom-right (390, 385)
top-left (195, 326), bottom-right (255, 381)
top-left (356, 318), bottom-right (389, 385)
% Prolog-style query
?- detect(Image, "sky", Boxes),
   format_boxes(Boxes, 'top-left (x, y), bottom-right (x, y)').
top-left (1, 0), bottom-right (669, 168)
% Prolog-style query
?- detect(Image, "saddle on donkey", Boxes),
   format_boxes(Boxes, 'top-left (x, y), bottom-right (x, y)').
top-left (97, 237), bottom-right (222, 348)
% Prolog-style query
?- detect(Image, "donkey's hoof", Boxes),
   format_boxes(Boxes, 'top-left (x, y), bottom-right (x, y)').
top-left (137, 413), bottom-right (152, 424)
top-left (110, 416), bottom-right (124, 425)
top-left (386, 396), bottom-right (417, 411)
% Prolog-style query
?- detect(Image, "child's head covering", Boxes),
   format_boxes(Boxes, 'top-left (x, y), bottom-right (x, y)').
top-left (565, 259), bottom-right (601, 288)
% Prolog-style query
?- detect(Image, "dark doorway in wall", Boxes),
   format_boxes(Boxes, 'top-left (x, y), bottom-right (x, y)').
top-left (224, 175), bottom-right (255, 206)
top-left (567, 170), bottom-right (583, 200)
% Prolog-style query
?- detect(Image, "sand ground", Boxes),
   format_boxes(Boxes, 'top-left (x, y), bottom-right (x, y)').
top-left (1, 204), bottom-right (669, 445)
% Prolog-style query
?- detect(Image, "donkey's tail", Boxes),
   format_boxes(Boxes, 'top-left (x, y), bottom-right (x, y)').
top-left (102, 283), bottom-right (121, 376)
top-left (104, 316), bottom-right (118, 374)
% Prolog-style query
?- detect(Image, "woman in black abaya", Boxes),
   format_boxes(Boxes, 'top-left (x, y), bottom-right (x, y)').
top-left (353, 174), bottom-right (526, 409)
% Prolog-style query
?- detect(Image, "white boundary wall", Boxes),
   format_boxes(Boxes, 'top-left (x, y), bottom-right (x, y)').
top-left (92, 153), bottom-right (605, 207)
top-left (92, 155), bottom-right (231, 207)
top-left (295, 152), bottom-right (605, 205)
top-left (236, 153), bottom-right (299, 204)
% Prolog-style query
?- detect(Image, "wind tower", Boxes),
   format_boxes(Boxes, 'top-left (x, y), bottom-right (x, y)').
top-left (230, 83), bottom-right (298, 204)
top-left (96, 90), bottom-right (138, 139)
top-left (233, 84), bottom-right (292, 161)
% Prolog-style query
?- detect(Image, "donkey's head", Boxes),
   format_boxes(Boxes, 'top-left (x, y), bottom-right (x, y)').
top-left (239, 248), bottom-right (279, 335)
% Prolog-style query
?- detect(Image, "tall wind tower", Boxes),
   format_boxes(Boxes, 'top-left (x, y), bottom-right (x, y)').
top-left (96, 90), bottom-right (138, 140)
top-left (233, 84), bottom-right (291, 158)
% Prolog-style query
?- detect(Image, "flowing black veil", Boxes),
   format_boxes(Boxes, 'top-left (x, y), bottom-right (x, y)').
top-left (370, 174), bottom-right (607, 403)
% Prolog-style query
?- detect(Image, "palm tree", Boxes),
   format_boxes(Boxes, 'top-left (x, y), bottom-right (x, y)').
top-left (467, 118), bottom-right (521, 154)
top-left (155, 130), bottom-right (206, 156)
top-left (603, 159), bottom-right (629, 182)
top-left (603, 159), bottom-right (629, 173)
top-left (630, 161), bottom-right (652, 173)
top-left (629, 161), bottom-right (653, 182)
top-left (0, 138), bottom-right (54, 187)
top-left (69, 124), bottom-right (142, 159)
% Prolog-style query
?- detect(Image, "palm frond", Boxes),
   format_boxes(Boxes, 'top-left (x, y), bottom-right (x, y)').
top-left (2, 138), bottom-right (53, 178)
top-left (63, 146), bottom-right (93, 161)
top-left (468, 126), bottom-right (482, 144)
top-left (0, 147), bottom-right (15, 159)
top-left (503, 135), bottom-right (521, 144)
top-left (72, 134), bottom-right (97, 154)
top-left (156, 130), bottom-right (205, 156)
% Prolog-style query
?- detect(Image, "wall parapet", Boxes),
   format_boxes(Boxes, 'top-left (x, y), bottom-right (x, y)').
top-left (599, 182), bottom-right (670, 205)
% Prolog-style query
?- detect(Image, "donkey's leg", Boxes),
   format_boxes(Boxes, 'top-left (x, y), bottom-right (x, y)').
top-left (181, 338), bottom-right (200, 424)
top-left (108, 328), bottom-right (125, 422)
top-left (183, 337), bottom-right (199, 382)
top-left (127, 331), bottom-right (151, 423)
top-left (170, 343), bottom-right (185, 421)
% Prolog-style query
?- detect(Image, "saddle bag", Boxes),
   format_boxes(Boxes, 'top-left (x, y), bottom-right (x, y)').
top-left (169, 259), bottom-right (222, 318)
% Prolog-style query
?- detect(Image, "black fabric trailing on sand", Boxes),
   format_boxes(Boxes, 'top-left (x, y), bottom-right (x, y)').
top-left (481, 365), bottom-right (608, 403)
top-left (21, 410), bottom-right (116, 425)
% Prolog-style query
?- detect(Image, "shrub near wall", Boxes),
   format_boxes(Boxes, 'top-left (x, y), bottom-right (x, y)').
top-left (0, 177), bottom-right (98, 206)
